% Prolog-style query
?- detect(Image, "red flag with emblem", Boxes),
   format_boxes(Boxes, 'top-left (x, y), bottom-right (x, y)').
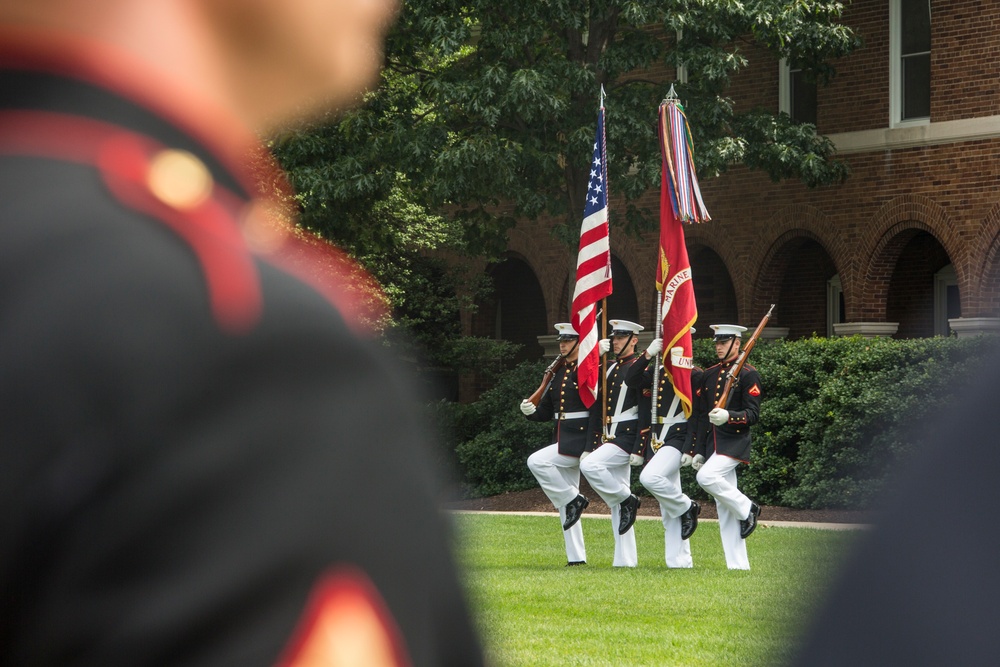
top-left (656, 97), bottom-right (707, 417)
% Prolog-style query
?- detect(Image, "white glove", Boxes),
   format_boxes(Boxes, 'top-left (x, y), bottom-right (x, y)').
top-left (519, 399), bottom-right (536, 416)
top-left (708, 407), bottom-right (729, 426)
top-left (629, 453), bottom-right (644, 467)
top-left (598, 338), bottom-right (610, 355)
top-left (579, 450), bottom-right (591, 462)
top-left (691, 454), bottom-right (705, 471)
top-left (645, 338), bottom-right (662, 358)
top-left (680, 453), bottom-right (693, 468)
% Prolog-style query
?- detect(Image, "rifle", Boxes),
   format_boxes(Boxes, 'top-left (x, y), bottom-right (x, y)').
top-left (526, 354), bottom-right (567, 407)
top-left (714, 304), bottom-right (775, 410)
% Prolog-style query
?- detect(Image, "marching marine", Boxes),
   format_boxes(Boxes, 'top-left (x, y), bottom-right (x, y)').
top-left (522, 323), bottom-right (592, 566)
top-left (580, 319), bottom-right (644, 568)
top-left (626, 334), bottom-right (701, 569)
top-left (692, 324), bottom-right (763, 570)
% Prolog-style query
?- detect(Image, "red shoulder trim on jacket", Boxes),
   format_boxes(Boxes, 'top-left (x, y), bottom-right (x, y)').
top-left (0, 29), bottom-right (263, 195)
top-left (0, 108), bottom-right (388, 337)
top-left (618, 352), bottom-right (642, 367)
top-left (0, 110), bottom-right (262, 334)
top-left (276, 566), bottom-right (413, 667)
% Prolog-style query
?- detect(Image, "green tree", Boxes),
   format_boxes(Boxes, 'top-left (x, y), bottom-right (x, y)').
top-left (274, 0), bottom-right (859, 238)
top-left (270, 0), bottom-right (860, 365)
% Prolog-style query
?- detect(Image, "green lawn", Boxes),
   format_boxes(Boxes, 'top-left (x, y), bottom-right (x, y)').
top-left (451, 513), bottom-right (860, 667)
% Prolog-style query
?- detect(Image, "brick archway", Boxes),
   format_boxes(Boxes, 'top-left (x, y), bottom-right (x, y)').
top-left (609, 231), bottom-right (651, 326)
top-left (505, 227), bottom-right (571, 326)
top-left (857, 196), bottom-right (954, 322)
top-left (687, 240), bottom-right (738, 331)
top-left (748, 205), bottom-right (846, 324)
top-left (864, 220), bottom-right (958, 322)
top-left (606, 254), bottom-right (640, 325)
top-left (972, 202), bottom-right (1000, 317)
top-left (472, 253), bottom-right (548, 361)
top-left (752, 229), bottom-right (838, 336)
top-left (861, 223), bottom-right (938, 322)
top-left (979, 228), bottom-right (1000, 318)
top-left (683, 226), bottom-right (743, 323)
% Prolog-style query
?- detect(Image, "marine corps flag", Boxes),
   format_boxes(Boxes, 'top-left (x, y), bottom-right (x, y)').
top-left (655, 95), bottom-right (708, 417)
top-left (571, 100), bottom-right (613, 408)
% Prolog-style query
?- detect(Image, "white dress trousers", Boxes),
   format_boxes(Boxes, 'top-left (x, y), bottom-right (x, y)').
top-left (527, 443), bottom-right (586, 564)
top-left (696, 452), bottom-right (752, 570)
top-left (639, 444), bottom-right (693, 568)
top-left (580, 442), bottom-right (637, 567)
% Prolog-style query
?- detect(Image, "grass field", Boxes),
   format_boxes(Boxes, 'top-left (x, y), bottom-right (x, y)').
top-left (451, 513), bottom-right (861, 667)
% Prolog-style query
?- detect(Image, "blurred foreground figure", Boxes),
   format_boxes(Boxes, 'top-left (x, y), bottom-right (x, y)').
top-left (790, 346), bottom-right (1000, 666)
top-left (0, 1), bottom-right (484, 665)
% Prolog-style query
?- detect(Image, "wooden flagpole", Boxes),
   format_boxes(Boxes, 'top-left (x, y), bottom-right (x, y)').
top-left (600, 297), bottom-right (608, 440)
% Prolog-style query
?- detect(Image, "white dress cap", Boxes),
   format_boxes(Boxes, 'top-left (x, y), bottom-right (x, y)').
top-left (609, 319), bottom-right (644, 335)
top-left (710, 324), bottom-right (748, 340)
top-left (554, 322), bottom-right (579, 340)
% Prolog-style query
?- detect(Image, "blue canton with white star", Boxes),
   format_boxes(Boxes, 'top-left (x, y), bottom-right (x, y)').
top-left (584, 109), bottom-right (607, 218)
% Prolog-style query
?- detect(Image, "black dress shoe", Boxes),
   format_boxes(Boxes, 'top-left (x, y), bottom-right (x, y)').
top-left (618, 494), bottom-right (641, 535)
top-left (680, 500), bottom-right (701, 540)
top-left (740, 502), bottom-right (761, 539)
top-left (562, 494), bottom-right (589, 531)
top-left (566, 560), bottom-right (587, 567)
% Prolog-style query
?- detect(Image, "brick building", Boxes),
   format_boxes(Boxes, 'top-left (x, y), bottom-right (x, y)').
top-left (462, 0), bottom-right (1000, 400)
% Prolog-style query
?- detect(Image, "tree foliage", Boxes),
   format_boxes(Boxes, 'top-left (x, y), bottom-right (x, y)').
top-left (449, 360), bottom-right (553, 497)
top-left (273, 0), bottom-right (860, 243)
top-left (269, 0), bottom-right (860, 362)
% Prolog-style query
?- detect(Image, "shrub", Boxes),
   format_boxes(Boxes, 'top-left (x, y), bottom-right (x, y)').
top-left (446, 335), bottom-right (993, 509)
top-left (708, 335), bottom-right (988, 509)
top-left (451, 360), bottom-right (554, 497)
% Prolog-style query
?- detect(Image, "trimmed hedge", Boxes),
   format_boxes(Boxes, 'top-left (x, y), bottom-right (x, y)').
top-left (447, 335), bottom-right (993, 509)
top-left (731, 335), bottom-right (989, 508)
top-left (446, 361), bottom-right (553, 497)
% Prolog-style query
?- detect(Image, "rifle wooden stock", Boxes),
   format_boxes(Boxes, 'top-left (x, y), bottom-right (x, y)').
top-left (526, 355), bottom-right (566, 406)
top-left (714, 304), bottom-right (775, 410)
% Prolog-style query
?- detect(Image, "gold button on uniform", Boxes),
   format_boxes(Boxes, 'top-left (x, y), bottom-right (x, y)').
top-left (147, 149), bottom-right (213, 210)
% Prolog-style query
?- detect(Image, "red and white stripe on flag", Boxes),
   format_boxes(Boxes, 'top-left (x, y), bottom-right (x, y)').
top-left (571, 107), bottom-right (613, 408)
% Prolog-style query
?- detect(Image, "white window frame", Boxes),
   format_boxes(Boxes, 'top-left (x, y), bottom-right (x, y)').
top-left (890, 0), bottom-right (931, 128)
top-left (675, 30), bottom-right (688, 85)
top-left (933, 264), bottom-right (957, 336)
top-left (779, 58), bottom-right (818, 124)
top-left (778, 58), bottom-right (791, 115)
top-left (827, 274), bottom-right (843, 338)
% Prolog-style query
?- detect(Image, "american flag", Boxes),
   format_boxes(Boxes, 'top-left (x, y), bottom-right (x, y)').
top-left (571, 107), bottom-right (613, 408)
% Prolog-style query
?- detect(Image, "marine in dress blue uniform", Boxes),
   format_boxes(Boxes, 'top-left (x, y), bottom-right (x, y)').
top-left (692, 324), bottom-right (763, 570)
top-left (0, 25), bottom-right (483, 667)
top-left (522, 323), bottom-right (592, 565)
top-left (626, 335), bottom-right (701, 568)
top-left (580, 319), bottom-right (644, 567)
